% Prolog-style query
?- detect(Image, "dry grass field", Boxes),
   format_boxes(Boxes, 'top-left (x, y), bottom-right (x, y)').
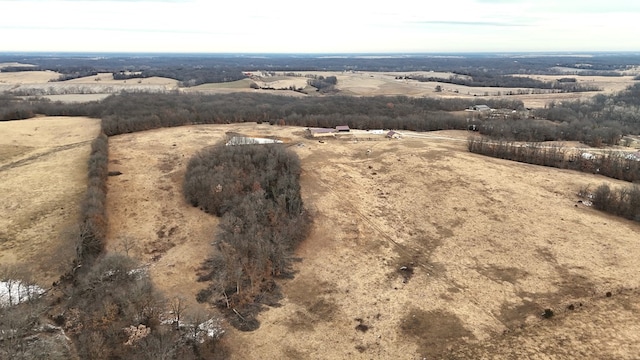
top-left (2, 69), bottom-right (635, 108)
top-left (185, 70), bottom-right (636, 108)
top-left (104, 123), bottom-right (640, 359)
top-left (0, 71), bottom-right (178, 97)
top-left (63, 72), bottom-right (179, 87)
top-left (0, 116), bottom-right (101, 284)
top-left (0, 70), bottom-right (61, 84)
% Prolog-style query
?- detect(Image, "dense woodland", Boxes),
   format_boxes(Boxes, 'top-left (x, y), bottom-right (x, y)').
top-left (183, 144), bottom-right (309, 330)
top-left (476, 83), bottom-right (640, 146)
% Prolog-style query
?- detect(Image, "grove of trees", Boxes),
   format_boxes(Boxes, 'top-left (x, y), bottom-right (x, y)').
top-left (183, 144), bottom-right (309, 330)
top-left (590, 184), bottom-right (640, 222)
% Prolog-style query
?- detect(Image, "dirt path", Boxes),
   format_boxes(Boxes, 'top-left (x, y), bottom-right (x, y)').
top-left (0, 140), bottom-right (92, 172)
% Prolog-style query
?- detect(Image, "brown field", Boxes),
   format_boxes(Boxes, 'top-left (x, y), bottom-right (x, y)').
top-left (0, 116), bottom-right (101, 284)
top-left (0, 70), bottom-right (61, 84)
top-left (0, 71), bottom-right (178, 96)
top-left (104, 123), bottom-right (640, 359)
top-left (0, 62), bottom-right (37, 69)
top-left (34, 94), bottom-right (113, 103)
top-left (63, 72), bottom-right (179, 87)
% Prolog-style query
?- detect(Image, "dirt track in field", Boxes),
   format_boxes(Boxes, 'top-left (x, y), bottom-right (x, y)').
top-left (104, 123), bottom-right (640, 359)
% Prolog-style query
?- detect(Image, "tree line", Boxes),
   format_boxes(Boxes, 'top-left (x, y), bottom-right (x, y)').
top-left (468, 137), bottom-right (640, 183)
top-left (3, 53), bottom-right (637, 76)
top-left (76, 132), bottom-right (109, 264)
top-left (94, 93), bottom-right (522, 136)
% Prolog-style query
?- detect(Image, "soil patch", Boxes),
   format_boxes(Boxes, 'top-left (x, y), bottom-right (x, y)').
top-left (400, 308), bottom-right (475, 358)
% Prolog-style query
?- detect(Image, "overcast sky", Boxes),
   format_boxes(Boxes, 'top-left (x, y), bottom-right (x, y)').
top-left (1, 0), bottom-right (638, 53)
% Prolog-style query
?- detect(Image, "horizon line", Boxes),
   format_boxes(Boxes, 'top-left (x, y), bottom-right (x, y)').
top-left (2, 50), bottom-right (640, 57)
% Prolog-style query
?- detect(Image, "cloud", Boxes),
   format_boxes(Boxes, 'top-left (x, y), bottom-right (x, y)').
top-left (413, 20), bottom-right (529, 27)
top-left (1, 0), bottom-right (190, 2)
top-left (475, 0), bottom-right (640, 13)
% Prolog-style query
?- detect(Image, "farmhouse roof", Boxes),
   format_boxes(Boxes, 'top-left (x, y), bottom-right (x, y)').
top-left (310, 128), bottom-right (335, 133)
top-left (386, 130), bottom-right (396, 137)
top-left (336, 125), bottom-right (350, 131)
top-left (473, 105), bottom-right (491, 111)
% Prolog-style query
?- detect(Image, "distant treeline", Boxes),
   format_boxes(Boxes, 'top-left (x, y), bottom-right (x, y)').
top-left (468, 137), bottom-right (640, 183)
top-left (97, 93), bottom-right (522, 136)
top-left (0, 66), bottom-right (41, 72)
top-left (412, 73), bottom-right (601, 92)
top-left (2, 53), bottom-right (638, 76)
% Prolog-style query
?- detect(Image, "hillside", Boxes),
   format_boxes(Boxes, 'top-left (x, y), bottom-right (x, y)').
top-left (104, 123), bottom-right (640, 359)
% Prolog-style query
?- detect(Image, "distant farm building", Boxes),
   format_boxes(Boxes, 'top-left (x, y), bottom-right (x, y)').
top-left (386, 130), bottom-right (401, 139)
top-left (470, 105), bottom-right (492, 111)
top-left (368, 130), bottom-right (384, 135)
top-left (226, 136), bottom-right (283, 146)
top-left (308, 128), bottom-right (336, 137)
top-left (336, 125), bottom-right (351, 132)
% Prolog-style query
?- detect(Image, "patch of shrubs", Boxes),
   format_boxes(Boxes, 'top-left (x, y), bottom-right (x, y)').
top-left (184, 144), bottom-right (310, 329)
top-left (468, 137), bottom-right (640, 183)
top-left (590, 184), bottom-right (640, 222)
top-left (63, 253), bottom-right (229, 360)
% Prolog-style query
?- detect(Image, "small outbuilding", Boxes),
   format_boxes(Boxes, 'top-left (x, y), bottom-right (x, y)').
top-left (308, 128), bottom-right (336, 137)
top-left (471, 105), bottom-right (491, 111)
top-left (386, 130), bottom-right (401, 139)
top-left (335, 125), bottom-right (351, 132)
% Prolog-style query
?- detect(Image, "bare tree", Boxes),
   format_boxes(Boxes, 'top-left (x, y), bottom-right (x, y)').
top-left (118, 235), bottom-right (137, 257)
top-left (169, 296), bottom-right (188, 330)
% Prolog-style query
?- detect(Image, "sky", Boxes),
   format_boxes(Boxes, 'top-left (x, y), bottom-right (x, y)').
top-left (0, 0), bottom-right (639, 53)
